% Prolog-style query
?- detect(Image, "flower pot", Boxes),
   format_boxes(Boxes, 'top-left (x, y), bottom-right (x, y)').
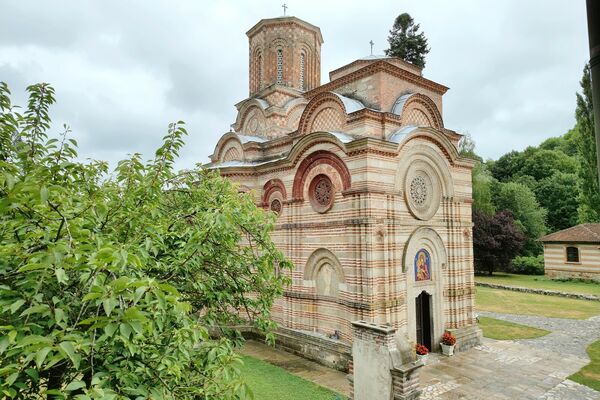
top-left (441, 343), bottom-right (454, 356)
top-left (416, 353), bottom-right (428, 363)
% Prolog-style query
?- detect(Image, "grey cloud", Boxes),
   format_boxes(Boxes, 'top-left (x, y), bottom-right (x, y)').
top-left (0, 0), bottom-right (589, 169)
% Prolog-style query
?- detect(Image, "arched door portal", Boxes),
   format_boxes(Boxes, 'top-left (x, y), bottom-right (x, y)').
top-left (415, 291), bottom-right (432, 351)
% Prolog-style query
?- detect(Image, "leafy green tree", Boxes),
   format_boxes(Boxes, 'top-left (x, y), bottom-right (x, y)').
top-left (0, 82), bottom-right (290, 398)
top-left (520, 149), bottom-right (578, 182)
top-left (458, 133), bottom-right (482, 162)
top-left (489, 150), bottom-right (527, 182)
top-left (539, 129), bottom-right (578, 157)
top-left (493, 182), bottom-right (547, 255)
top-left (534, 172), bottom-right (579, 232)
top-left (472, 163), bottom-right (495, 216)
top-left (384, 13), bottom-right (429, 68)
top-left (574, 64), bottom-right (600, 223)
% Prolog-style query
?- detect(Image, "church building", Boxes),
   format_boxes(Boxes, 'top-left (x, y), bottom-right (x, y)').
top-left (208, 15), bottom-right (481, 365)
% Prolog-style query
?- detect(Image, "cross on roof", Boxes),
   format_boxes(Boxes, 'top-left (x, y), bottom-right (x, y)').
top-left (282, 3), bottom-right (288, 16)
top-left (369, 40), bottom-right (374, 55)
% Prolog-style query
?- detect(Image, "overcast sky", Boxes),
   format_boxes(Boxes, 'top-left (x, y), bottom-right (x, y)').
top-left (0, 0), bottom-right (588, 169)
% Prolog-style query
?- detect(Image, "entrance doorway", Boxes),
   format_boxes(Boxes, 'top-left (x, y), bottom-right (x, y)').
top-left (415, 291), bottom-right (432, 351)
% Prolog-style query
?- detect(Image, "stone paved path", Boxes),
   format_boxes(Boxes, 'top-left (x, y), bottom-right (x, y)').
top-left (478, 311), bottom-right (600, 359)
top-left (420, 339), bottom-right (599, 399)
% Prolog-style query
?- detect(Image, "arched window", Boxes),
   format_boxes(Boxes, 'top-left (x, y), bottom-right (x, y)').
top-left (299, 53), bottom-right (305, 90)
top-left (566, 246), bottom-right (580, 263)
top-left (276, 48), bottom-right (283, 84)
top-left (257, 53), bottom-right (262, 90)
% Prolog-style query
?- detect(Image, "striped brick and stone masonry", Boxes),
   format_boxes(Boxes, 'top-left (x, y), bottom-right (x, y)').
top-left (208, 14), bottom-right (482, 369)
top-left (351, 320), bottom-right (422, 400)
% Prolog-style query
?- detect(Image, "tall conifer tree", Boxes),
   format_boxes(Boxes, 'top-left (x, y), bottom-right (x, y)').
top-left (384, 13), bottom-right (429, 68)
top-left (575, 64), bottom-right (600, 222)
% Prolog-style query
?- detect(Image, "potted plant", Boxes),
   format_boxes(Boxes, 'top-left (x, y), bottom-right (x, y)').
top-left (440, 331), bottom-right (456, 356)
top-left (415, 343), bottom-right (429, 362)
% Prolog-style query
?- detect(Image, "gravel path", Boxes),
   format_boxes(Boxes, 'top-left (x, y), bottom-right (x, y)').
top-left (478, 311), bottom-right (600, 359)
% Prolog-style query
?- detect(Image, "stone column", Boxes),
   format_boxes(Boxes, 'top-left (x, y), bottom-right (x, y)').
top-left (351, 320), bottom-right (423, 400)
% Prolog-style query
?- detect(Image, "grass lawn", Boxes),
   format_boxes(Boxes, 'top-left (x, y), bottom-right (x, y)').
top-left (475, 273), bottom-right (600, 296)
top-left (240, 355), bottom-right (343, 400)
top-left (478, 316), bottom-right (549, 340)
top-left (476, 287), bottom-right (600, 319)
top-left (569, 339), bottom-right (600, 392)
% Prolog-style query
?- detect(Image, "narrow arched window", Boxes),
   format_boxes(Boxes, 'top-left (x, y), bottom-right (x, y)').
top-left (299, 53), bottom-right (305, 90)
top-left (257, 53), bottom-right (262, 90)
top-left (566, 246), bottom-right (580, 263)
top-left (276, 49), bottom-right (283, 84)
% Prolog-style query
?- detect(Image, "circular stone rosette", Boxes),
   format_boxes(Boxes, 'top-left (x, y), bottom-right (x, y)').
top-left (405, 169), bottom-right (440, 220)
top-left (309, 174), bottom-right (335, 213)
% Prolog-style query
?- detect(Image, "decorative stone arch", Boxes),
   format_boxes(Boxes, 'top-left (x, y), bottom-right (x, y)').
top-left (304, 248), bottom-right (346, 296)
top-left (262, 179), bottom-right (287, 215)
top-left (286, 103), bottom-right (307, 131)
top-left (392, 93), bottom-right (443, 130)
top-left (212, 134), bottom-right (244, 163)
top-left (402, 227), bottom-right (448, 352)
top-left (297, 92), bottom-right (348, 136)
top-left (292, 150), bottom-right (351, 201)
top-left (240, 104), bottom-right (268, 136)
top-left (395, 132), bottom-right (455, 221)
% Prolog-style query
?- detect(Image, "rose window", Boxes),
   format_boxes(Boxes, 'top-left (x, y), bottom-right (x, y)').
top-left (309, 174), bottom-right (334, 212)
top-left (270, 199), bottom-right (282, 214)
top-left (314, 176), bottom-right (333, 206)
top-left (410, 176), bottom-right (427, 206)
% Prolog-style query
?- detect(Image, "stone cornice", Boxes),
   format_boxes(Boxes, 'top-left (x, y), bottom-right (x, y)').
top-left (305, 60), bottom-right (449, 98)
top-left (246, 16), bottom-right (324, 44)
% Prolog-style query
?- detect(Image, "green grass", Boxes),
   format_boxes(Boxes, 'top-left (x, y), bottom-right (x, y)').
top-left (475, 273), bottom-right (600, 296)
top-left (476, 287), bottom-right (600, 319)
top-left (240, 355), bottom-right (342, 400)
top-left (569, 339), bottom-right (600, 392)
top-left (478, 316), bottom-right (550, 340)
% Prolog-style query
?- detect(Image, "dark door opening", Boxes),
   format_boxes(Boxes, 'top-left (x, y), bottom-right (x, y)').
top-left (415, 291), bottom-right (432, 351)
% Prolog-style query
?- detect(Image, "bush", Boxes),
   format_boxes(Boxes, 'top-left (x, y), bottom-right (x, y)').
top-left (509, 255), bottom-right (545, 275)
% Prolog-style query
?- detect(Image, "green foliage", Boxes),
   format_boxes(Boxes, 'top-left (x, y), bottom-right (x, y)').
top-left (539, 128), bottom-right (578, 157)
top-left (0, 83), bottom-right (291, 398)
top-left (574, 64), bottom-right (600, 223)
top-left (508, 255), bottom-right (544, 275)
top-left (493, 182), bottom-right (546, 255)
top-left (384, 13), bottom-right (429, 68)
top-left (533, 172), bottom-right (579, 231)
top-left (472, 163), bottom-right (495, 215)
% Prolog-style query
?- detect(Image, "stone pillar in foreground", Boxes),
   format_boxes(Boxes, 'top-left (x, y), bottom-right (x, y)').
top-left (351, 320), bottom-right (423, 400)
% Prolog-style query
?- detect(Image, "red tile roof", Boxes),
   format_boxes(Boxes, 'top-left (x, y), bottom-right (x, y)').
top-left (540, 223), bottom-right (600, 243)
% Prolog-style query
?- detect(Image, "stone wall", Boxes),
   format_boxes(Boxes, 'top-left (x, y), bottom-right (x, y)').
top-left (476, 282), bottom-right (600, 301)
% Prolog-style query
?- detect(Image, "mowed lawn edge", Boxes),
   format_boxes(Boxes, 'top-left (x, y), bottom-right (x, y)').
top-left (569, 339), bottom-right (600, 392)
top-left (475, 273), bottom-right (600, 296)
top-left (478, 316), bottom-right (550, 340)
top-left (240, 355), bottom-right (342, 400)
top-left (476, 286), bottom-right (600, 319)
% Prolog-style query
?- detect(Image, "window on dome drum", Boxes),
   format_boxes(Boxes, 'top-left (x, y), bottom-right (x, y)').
top-left (566, 246), bottom-right (580, 263)
top-left (299, 53), bottom-right (305, 90)
top-left (257, 54), bottom-right (262, 89)
top-left (276, 49), bottom-right (283, 84)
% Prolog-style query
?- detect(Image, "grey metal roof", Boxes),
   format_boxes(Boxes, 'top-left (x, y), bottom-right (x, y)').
top-left (388, 125), bottom-right (418, 143)
top-left (391, 93), bottom-right (414, 115)
top-left (332, 93), bottom-right (365, 114)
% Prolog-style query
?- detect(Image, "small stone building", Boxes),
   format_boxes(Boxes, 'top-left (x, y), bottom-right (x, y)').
top-left (540, 223), bottom-right (600, 282)
top-left (208, 15), bottom-right (481, 363)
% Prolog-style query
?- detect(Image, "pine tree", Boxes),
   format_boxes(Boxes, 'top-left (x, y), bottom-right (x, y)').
top-left (384, 13), bottom-right (430, 68)
top-left (575, 64), bottom-right (600, 222)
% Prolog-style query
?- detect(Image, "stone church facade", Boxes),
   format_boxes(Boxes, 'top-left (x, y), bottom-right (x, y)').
top-left (209, 16), bottom-right (481, 359)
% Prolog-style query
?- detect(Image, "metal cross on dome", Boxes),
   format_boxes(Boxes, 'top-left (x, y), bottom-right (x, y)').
top-left (282, 3), bottom-right (288, 16)
top-left (369, 40), bottom-right (374, 55)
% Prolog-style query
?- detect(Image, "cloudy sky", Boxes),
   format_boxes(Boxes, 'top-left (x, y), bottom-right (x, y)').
top-left (0, 0), bottom-right (588, 169)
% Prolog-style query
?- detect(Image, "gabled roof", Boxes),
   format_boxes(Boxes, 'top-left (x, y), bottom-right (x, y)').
top-left (540, 224), bottom-right (600, 244)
